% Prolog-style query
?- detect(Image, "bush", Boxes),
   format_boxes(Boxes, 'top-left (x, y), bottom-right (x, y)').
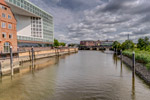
top-left (137, 37), bottom-right (150, 50)
top-left (122, 49), bottom-right (150, 70)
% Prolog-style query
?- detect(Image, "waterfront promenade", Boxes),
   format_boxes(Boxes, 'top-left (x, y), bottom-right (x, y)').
top-left (0, 47), bottom-right (78, 75)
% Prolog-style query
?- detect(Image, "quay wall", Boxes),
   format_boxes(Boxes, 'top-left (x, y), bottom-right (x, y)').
top-left (120, 55), bottom-right (150, 84)
top-left (0, 48), bottom-right (78, 75)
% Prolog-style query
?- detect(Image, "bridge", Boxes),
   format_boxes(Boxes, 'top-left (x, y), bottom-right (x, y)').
top-left (79, 45), bottom-right (113, 51)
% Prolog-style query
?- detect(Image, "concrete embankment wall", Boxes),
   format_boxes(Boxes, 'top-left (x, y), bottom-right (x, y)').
top-left (19, 48), bottom-right (78, 62)
top-left (121, 55), bottom-right (150, 84)
top-left (0, 48), bottom-right (78, 75)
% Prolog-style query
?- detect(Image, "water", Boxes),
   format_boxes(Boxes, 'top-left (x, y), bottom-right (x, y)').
top-left (0, 51), bottom-right (150, 100)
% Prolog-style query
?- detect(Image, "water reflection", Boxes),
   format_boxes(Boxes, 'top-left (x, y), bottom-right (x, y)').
top-left (0, 51), bottom-right (150, 100)
top-left (113, 53), bottom-right (118, 69)
top-left (120, 60), bottom-right (123, 77)
top-left (132, 76), bottom-right (136, 100)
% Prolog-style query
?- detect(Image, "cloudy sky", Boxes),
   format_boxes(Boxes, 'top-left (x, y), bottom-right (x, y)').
top-left (30, 0), bottom-right (150, 43)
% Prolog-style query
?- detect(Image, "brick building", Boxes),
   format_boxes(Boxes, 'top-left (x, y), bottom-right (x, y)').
top-left (5, 0), bottom-right (54, 47)
top-left (0, 0), bottom-right (54, 53)
top-left (80, 40), bottom-right (113, 47)
top-left (80, 40), bottom-right (96, 46)
top-left (0, 0), bottom-right (17, 53)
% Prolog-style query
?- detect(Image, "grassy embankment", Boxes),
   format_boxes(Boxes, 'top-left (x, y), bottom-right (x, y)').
top-left (122, 49), bottom-right (150, 70)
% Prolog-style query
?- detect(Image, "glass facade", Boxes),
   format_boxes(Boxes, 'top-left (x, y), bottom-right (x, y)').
top-left (31, 17), bottom-right (42, 38)
top-left (5, 0), bottom-right (54, 43)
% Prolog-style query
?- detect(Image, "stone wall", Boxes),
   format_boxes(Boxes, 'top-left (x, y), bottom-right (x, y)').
top-left (121, 55), bottom-right (150, 84)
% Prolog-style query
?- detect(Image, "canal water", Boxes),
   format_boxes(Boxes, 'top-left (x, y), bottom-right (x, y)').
top-left (0, 51), bottom-right (150, 100)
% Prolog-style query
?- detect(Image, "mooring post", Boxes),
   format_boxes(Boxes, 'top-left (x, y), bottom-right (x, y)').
top-left (31, 47), bottom-right (34, 61)
top-left (58, 49), bottom-right (60, 56)
top-left (132, 52), bottom-right (135, 77)
top-left (31, 47), bottom-right (34, 68)
top-left (68, 48), bottom-right (70, 54)
top-left (120, 50), bottom-right (122, 61)
top-left (0, 59), bottom-right (1, 75)
top-left (10, 46), bottom-right (13, 76)
top-left (17, 47), bottom-right (19, 58)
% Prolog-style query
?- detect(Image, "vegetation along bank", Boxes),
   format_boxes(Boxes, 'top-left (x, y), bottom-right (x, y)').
top-left (113, 37), bottom-right (150, 84)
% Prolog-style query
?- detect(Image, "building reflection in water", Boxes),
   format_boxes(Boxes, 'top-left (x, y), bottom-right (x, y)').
top-left (0, 55), bottom-right (65, 100)
top-left (19, 56), bottom-right (60, 75)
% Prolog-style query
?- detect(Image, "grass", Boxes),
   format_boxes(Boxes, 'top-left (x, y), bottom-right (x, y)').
top-left (122, 49), bottom-right (150, 70)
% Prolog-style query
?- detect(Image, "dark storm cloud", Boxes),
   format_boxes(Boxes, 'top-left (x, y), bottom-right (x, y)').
top-left (41, 0), bottom-right (102, 11)
top-left (102, 0), bottom-right (127, 12)
top-left (57, 0), bottom-right (85, 11)
top-left (67, 0), bottom-right (150, 42)
top-left (30, 0), bottom-right (150, 43)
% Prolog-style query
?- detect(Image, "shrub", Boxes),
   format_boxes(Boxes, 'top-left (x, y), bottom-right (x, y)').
top-left (122, 49), bottom-right (150, 70)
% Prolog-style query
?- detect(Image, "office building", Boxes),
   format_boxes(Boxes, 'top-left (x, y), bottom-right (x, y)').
top-left (5, 0), bottom-right (54, 47)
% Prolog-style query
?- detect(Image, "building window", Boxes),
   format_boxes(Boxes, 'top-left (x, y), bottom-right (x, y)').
top-left (2, 32), bottom-right (6, 38)
top-left (2, 13), bottom-right (6, 18)
top-left (4, 42), bottom-right (11, 53)
top-left (0, 5), bottom-right (7, 10)
top-left (1, 22), bottom-right (6, 28)
top-left (31, 17), bottom-right (42, 38)
top-left (8, 15), bottom-right (11, 19)
top-left (8, 24), bottom-right (12, 29)
top-left (9, 34), bottom-right (13, 39)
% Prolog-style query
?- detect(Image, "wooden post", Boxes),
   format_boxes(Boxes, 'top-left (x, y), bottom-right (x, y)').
top-left (0, 62), bottom-right (2, 76)
top-left (10, 46), bottom-right (13, 76)
top-left (120, 50), bottom-right (122, 61)
top-left (31, 47), bottom-right (34, 68)
top-left (58, 49), bottom-right (59, 56)
top-left (68, 48), bottom-right (70, 54)
top-left (17, 47), bottom-right (19, 58)
top-left (31, 47), bottom-right (34, 61)
top-left (132, 52), bottom-right (135, 77)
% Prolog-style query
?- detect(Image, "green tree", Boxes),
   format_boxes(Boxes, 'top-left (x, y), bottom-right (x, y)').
top-left (112, 41), bottom-right (121, 51)
top-left (137, 37), bottom-right (150, 50)
top-left (144, 37), bottom-right (149, 50)
top-left (137, 38), bottom-right (145, 50)
top-left (59, 42), bottom-right (66, 46)
top-left (54, 39), bottom-right (59, 47)
top-left (121, 40), bottom-right (134, 50)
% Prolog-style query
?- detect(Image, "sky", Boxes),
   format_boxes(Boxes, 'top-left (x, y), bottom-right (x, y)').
top-left (30, 0), bottom-right (150, 43)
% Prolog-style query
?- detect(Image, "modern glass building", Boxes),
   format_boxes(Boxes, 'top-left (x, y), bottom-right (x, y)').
top-left (5, 0), bottom-right (54, 47)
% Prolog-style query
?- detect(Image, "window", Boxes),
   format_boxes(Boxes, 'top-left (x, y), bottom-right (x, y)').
top-left (8, 24), bottom-right (12, 29)
top-left (1, 22), bottom-right (6, 28)
top-left (0, 5), bottom-right (7, 10)
top-left (8, 15), bottom-right (11, 19)
top-left (2, 32), bottom-right (6, 38)
top-left (9, 34), bottom-right (13, 39)
top-left (2, 13), bottom-right (6, 18)
top-left (4, 42), bottom-right (11, 53)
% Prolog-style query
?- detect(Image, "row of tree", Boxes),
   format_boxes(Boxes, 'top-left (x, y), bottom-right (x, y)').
top-left (112, 37), bottom-right (150, 51)
top-left (54, 39), bottom-right (66, 47)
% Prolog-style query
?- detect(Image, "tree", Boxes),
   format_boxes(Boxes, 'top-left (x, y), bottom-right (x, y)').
top-left (137, 37), bottom-right (150, 50)
top-left (59, 42), bottom-right (66, 46)
top-left (112, 41), bottom-right (121, 51)
top-left (54, 39), bottom-right (59, 47)
top-left (121, 40), bottom-right (134, 50)
top-left (137, 38), bottom-right (145, 50)
top-left (144, 37), bottom-right (149, 50)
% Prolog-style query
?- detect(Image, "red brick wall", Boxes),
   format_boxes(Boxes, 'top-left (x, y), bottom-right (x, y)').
top-left (0, 0), bottom-right (17, 53)
top-left (80, 41), bottom-right (95, 46)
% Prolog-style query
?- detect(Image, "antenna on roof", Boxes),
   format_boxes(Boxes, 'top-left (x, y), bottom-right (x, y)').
top-left (128, 34), bottom-right (130, 40)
